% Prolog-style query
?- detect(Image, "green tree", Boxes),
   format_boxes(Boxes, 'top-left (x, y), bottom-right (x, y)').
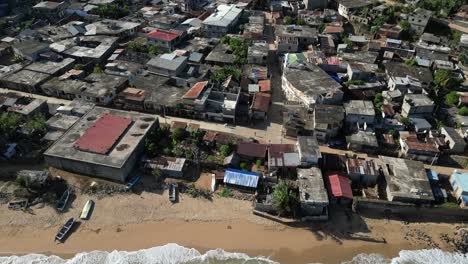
top-left (93, 65), bottom-right (103, 74)
top-left (444, 91), bottom-right (459, 106)
top-left (0, 112), bottom-right (21, 138)
top-left (318, 23), bottom-right (326, 33)
top-left (373, 92), bottom-right (383, 109)
top-left (240, 162), bottom-right (248, 171)
top-left (148, 44), bottom-right (160, 55)
top-left (172, 127), bottom-right (186, 142)
top-left (219, 144), bottom-right (231, 157)
top-left (25, 114), bottom-right (47, 137)
top-left (255, 159), bottom-right (262, 169)
top-left (404, 58), bottom-right (417, 67)
top-left (297, 18), bottom-right (305, 25)
top-left (272, 180), bottom-right (297, 216)
top-left (434, 70), bottom-right (461, 90)
top-left (283, 16), bottom-right (294, 25)
top-left (127, 39), bottom-right (148, 53)
top-left (399, 20), bottom-right (410, 31)
top-left (89, 3), bottom-right (130, 19)
top-left (74, 64), bottom-right (84, 70)
top-left (459, 107), bottom-right (468, 116)
top-left (400, 116), bottom-right (411, 126)
top-left (459, 52), bottom-right (468, 66)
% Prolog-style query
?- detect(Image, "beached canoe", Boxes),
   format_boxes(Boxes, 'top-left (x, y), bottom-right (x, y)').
top-left (126, 175), bottom-right (141, 190)
top-left (57, 188), bottom-right (70, 212)
top-left (80, 200), bottom-right (94, 220)
top-left (169, 183), bottom-right (177, 203)
top-left (55, 218), bottom-right (75, 242)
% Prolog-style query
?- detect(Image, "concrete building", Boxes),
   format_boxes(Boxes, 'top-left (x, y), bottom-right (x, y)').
top-left (50, 35), bottom-right (118, 64)
top-left (248, 41), bottom-right (269, 65)
top-left (346, 62), bottom-right (378, 81)
top-left (202, 4), bottom-right (242, 38)
top-left (12, 40), bottom-right (50, 61)
top-left (401, 94), bottom-right (434, 118)
top-left (141, 156), bottom-right (187, 178)
top-left (344, 100), bottom-right (375, 126)
top-left (313, 104), bottom-right (345, 142)
top-left (146, 29), bottom-right (186, 51)
top-left (346, 131), bottom-right (378, 152)
top-left (346, 158), bottom-right (379, 186)
top-left (44, 107), bottom-right (157, 182)
top-left (450, 171), bottom-right (468, 208)
top-left (440, 127), bottom-right (466, 154)
top-left (338, 0), bottom-right (372, 19)
top-left (297, 167), bottom-right (328, 220)
top-left (303, 0), bottom-right (328, 10)
top-left (399, 131), bottom-right (439, 164)
top-left (275, 25), bottom-right (318, 53)
top-left (33, 1), bottom-right (69, 19)
top-left (85, 19), bottom-right (141, 39)
top-left (282, 62), bottom-right (343, 107)
top-left (380, 156), bottom-right (434, 203)
top-left (296, 135), bottom-right (321, 166)
top-left (146, 53), bottom-right (188, 77)
top-left (408, 8), bottom-right (432, 35)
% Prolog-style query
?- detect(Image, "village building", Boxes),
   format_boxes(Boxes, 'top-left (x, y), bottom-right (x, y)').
top-left (146, 53), bottom-right (188, 77)
top-left (251, 92), bottom-right (270, 120)
top-left (267, 144), bottom-right (300, 171)
top-left (85, 19), bottom-right (141, 40)
top-left (408, 8), bottom-right (432, 35)
top-left (247, 41), bottom-right (269, 65)
top-left (296, 135), bottom-right (321, 166)
top-left (380, 156), bottom-right (434, 203)
top-left (450, 171), bottom-right (468, 208)
top-left (275, 25), bottom-right (318, 53)
top-left (399, 131), bottom-right (439, 163)
top-left (346, 130), bottom-right (378, 152)
top-left (7, 98), bottom-right (48, 118)
top-left (344, 100), bottom-right (375, 126)
top-left (313, 104), bottom-right (345, 142)
top-left (44, 107), bottom-right (157, 182)
top-left (283, 104), bottom-right (315, 138)
top-left (440, 127), bottom-right (466, 154)
top-left (50, 35), bottom-right (118, 64)
top-left (346, 62), bottom-right (378, 81)
top-left (223, 169), bottom-right (260, 192)
top-left (236, 142), bottom-right (267, 160)
top-left (146, 29), bottom-right (186, 51)
top-left (338, 0), bottom-right (372, 19)
top-left (12, 40), bottom-right (50, 61)
top-left (202, 4), bottom-right (242, 38)
top-left (282, 62), bottom-right (343, 107)
top-left (141, 156), bottom-right (187, 178)
top-left (346, 158), bottom-right (379, 186)
top-left (303, 0), bottom-right (327, 10)
top-left (326, 171), bottom-right (353, 204)
top-left (297, 167), bottom-right (328, 220)
top-left (205, 43), bottom-right (235, 66)
top-left (401, 94), bottom-right (434, 118)
top-left (33, 1), bottom-right (69, 20)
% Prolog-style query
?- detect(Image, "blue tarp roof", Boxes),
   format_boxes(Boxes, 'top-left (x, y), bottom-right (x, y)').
top-left (462, 195), bottom-right (468, 202)
top-left (453, 172), bottom-right (468, 192)
top-left (426, 169), bottom-right (439, 182)
top-left (224, 169), bottom-right (260, 188)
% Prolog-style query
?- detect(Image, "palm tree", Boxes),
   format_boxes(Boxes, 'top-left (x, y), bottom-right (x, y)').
top-left (272, 180), bottom-right (297, 216)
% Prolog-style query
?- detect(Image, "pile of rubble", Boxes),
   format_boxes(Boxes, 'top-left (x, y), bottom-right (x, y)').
top-left (404, 228), bottom-right (439, 248)
top-left (441, 226), bottom-right (468, 253)
top-left (83, 183), bottom-right (128, 199)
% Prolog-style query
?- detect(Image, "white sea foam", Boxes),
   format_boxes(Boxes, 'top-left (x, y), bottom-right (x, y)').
top-left (1, 245), bottom-right (468, 264)
top-left (0, 243), bottom-right (277, 264)
top-left (342, 248), bottom-right (468, 264)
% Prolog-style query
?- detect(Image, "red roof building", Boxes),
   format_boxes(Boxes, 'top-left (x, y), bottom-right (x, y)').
top-left (237, 142), bottom-right (268, 159)
top-left (251, 92), bottom-right (271, 113)
top-left (146, 29), bottom-right (185, 50)
top-left (327, 172), bottom-right (353, 200)
top-left (183, 81), bottom-right (208, 99)
top-left (258, 80), bottom-right (271, 93)
top-left (73, 114), bottom-right (132, 155)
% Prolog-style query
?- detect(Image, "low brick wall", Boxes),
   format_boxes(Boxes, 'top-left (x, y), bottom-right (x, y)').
top-left (354, 198), bottom-right (468, 222)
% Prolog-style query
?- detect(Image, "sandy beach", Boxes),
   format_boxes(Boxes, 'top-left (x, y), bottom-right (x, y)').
top-left (0, 171), bottom-right (463, 264)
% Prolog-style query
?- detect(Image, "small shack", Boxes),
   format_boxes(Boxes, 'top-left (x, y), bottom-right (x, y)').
top-left (224, 168), bottom-right (260, 192)
top-left (327, 172), bottom-right (353, 204)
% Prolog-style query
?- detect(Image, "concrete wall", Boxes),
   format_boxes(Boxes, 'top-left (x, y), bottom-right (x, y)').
top-left (354, 199), bottom-right (468, 222)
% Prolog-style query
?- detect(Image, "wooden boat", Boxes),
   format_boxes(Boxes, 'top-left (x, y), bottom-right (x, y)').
top-left (169, 183), bottom-right (177, 202)
top-left (55, 218), bottom-right (75, 242)
top-left (8, 200), bottom-right (28, 210)
top-left (80, 200), bottom-right (94, 220)
top-left (57, 188), bottom-right (70, 212)
top-left (126, 175), bottom-right (141, 191)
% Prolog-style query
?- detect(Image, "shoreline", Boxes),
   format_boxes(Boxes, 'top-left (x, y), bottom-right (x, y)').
top-left (0, 216), bottom-right (457, 264)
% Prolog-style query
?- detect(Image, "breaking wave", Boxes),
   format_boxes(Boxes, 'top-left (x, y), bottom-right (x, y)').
top-left (1, 244), bottom-right (468, 264)
top-left (0, 243), bottom-right (276, 264)
top-left (343, 248), bottom-right (468, 264)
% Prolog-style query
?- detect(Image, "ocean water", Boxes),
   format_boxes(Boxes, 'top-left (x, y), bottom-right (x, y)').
top-left (1, 244), bottom-right (468, 264)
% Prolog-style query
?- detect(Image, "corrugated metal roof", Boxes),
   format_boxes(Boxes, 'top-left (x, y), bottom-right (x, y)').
top-left (224, 169), bottom-right (260, 188)
top-left (73, 114), bottom-right (132, 155)
top-left (328, 172), bottom-right (353, 199)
